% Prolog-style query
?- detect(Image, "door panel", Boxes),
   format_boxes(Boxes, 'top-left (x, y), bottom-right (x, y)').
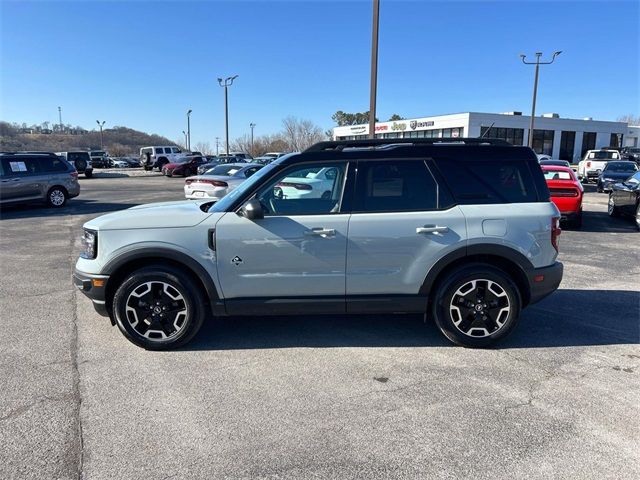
top-left (215, 212), bottom-right (349, 300)
top-left (346, 208), bottom-right (467, 296)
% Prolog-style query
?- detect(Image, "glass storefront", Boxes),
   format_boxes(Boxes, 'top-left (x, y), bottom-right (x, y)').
top-left (559, 131), bottom-right (576, 161)
top-left (532, 129), bottom-right (555, 155)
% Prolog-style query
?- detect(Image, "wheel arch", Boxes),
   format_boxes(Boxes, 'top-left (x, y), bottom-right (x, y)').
top-left (102, 248), bottom-right (222, 316)
top-left (420, 245), bottom-right (534, 308)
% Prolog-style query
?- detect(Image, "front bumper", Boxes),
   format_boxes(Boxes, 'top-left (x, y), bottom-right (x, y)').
top-left (528, 262), bottom-right (563, 305)
top-left (73, 269), bottom-right (110, 317)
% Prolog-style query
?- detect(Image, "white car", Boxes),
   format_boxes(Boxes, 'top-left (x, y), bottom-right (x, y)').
top-left (184, 163), bottom-right (263, 200)
top-left (110, 158), bottom-right (129, 168)
top-left (275, 166), bottom-right (339, 199)
top-left (577, 149), bottom-right (621, 183)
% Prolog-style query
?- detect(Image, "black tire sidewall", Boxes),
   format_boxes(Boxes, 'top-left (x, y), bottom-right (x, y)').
top-left (112, 267), bottom-right (205, 350)
top-left (432, 265), bottom-right (521, 348)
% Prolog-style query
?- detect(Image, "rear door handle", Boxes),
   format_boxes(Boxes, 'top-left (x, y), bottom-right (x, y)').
top-left (416, 225), bottom-right (449, 234)
top-left (305, 228), bottom-right (336, 237)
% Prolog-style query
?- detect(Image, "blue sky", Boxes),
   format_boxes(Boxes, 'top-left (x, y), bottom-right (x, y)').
top-left (1, 0), bottom-right (638, 145)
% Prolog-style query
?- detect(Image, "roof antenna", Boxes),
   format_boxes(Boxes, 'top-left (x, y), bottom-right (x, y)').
top-left (480, 122), bottom-right (495, 139)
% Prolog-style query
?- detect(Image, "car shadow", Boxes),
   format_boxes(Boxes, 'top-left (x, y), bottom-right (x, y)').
top-left (572, 210), bottom-right (638, 233)
top-left (183, 289), bottom-right (639, 351)
top-left (0, 199), bottom-right (140, 220)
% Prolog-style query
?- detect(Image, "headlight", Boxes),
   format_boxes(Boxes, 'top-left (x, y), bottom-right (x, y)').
top-left (80, 229), bottom-right (98, 259)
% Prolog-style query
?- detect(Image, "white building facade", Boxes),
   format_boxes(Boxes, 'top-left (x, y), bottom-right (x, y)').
top-left (333, 112), bottom-right (632, 162)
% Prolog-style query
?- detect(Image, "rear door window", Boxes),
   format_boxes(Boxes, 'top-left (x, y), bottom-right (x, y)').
top-left (435, 159), bottom-right (538, 204)
top-left (353, 160), bottom-right (445, 212)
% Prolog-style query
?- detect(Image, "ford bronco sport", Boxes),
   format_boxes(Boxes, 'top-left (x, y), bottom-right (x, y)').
top-left (74, 138), bottom-right (563, 350)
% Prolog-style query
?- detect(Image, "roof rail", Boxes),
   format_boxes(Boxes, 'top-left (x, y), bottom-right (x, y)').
top-left (305, 137), bottom-right (511, 152)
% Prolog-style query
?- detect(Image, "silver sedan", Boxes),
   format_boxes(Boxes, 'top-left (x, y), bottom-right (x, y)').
top-left (184, 163), bottom-right (263, 201)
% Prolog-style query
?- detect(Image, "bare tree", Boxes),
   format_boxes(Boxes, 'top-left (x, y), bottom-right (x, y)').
top-left (194, 141), bottom-right (213, 155)
top-left (281, 116), bottom-right (324, 152)
top-left (617, 114), bottom-right (640, 125)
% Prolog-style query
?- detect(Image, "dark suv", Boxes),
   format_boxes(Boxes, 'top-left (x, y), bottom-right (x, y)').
top-left (75, 138), bottom-right (562, 350)
top-left (1, 152), bottom-right (80, 207)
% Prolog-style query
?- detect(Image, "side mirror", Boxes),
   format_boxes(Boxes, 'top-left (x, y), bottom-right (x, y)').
top-left (240, 199), bottom-right (264, 220)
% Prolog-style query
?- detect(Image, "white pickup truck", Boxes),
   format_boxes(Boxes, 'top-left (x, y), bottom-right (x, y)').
top-left (577, 149), bottom-right (621, 183)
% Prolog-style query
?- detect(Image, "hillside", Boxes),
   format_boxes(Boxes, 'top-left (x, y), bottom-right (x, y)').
top-left (0, 122), bottom-right (175, 156)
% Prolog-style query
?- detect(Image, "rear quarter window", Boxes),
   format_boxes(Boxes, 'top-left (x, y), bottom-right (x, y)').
top-left (434, 158), bottom-right (542, 204)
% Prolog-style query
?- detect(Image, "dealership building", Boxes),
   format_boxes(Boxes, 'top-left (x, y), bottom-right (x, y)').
top-left (333, 112), bottom-right (640, 162)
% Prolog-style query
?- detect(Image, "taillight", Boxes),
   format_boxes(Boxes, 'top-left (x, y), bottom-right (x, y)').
top-left (551, 217), bottom-right (561, 253)
top-left (277, 182), bottom-right (312, 190)
top-left (549, 188), bottom-right (579, 197)
top-left (70, 171), bottom-right (78, 178)
top-left (191, 179), bottom-right (228, 187)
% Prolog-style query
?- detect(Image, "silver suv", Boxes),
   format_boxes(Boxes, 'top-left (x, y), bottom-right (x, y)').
top-left (74, 138), bottom-right (563, 350)
top-left (1, 152), bottom-right (80, 207)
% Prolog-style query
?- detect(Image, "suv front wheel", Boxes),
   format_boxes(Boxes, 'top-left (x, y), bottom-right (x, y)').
top-left (432, 265), bottom-right (521, 348)
top-left (112, 266), bottom-right (205, 350)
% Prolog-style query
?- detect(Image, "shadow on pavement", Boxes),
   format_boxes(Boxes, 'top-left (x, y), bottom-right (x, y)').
top-left (0, 199), bottom-right (140, 220)
top-left (185, 289), bottom-right (639, 351)
top-left (575, 210), bottom-right (638, 233)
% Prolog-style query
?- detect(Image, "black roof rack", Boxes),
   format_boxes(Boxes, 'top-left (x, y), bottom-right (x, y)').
top-left (305, 137), bottom-right (512, 152)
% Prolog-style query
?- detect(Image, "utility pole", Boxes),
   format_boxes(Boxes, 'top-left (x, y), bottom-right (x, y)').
top-left (249, 122), bottom-right (256, 155)
top-left (96, 120), bottom-right (106, 149)
top-left (186, 109), bottom-right (192, 151)
top-left (520, 51), bottom-right (562, 148)
top-left (368, 0), bottom-right (380, 139)
top-left (217, 75), bottom-right (238, 157)
top-left (58, 106), bottom-right (63, 133)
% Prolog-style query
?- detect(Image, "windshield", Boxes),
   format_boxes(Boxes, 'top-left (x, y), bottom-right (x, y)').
top-left (207, 165), bottom-right (241, 176)
top-left (588, 151), bottom-right (618, 160)
top-left (604, 162), bottom-right (638, 172)
top-left (543, 170), bottom-right (573, 180)
top-left (209, 161), bottom-right (280, 212)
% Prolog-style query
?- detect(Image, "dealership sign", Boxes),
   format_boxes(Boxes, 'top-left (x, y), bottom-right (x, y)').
top-left (410, 120), bottom-right (435, 130)
top-left (350, 126), bottom-right (367, 134)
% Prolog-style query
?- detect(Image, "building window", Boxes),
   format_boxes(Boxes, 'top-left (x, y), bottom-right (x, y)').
top-left (424, 129), bottom-right (440, 138)
top-left (442, 127), bottom-right (463, 138)
top-left (559, 131), bottom-right (576, 161)
top-left (532, 129), bottom-right (554, 156)
top-left (480, 126), bottom-right (525, 146)
top-left (581, 132), bottom-right (596, 157)
top-left (383, 132), bottom-right (402, 139)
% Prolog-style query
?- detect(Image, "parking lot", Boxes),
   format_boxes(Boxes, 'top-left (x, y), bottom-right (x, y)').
top-left (1, 175), bottom-right (638, 479)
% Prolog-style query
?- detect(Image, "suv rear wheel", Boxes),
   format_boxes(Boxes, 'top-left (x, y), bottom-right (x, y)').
top-left (112, 266), bottom-right (205, 350)
top-left (432, 264), bottom-right (521, 348)
top-left (47, 187), bottom-right (68, 207)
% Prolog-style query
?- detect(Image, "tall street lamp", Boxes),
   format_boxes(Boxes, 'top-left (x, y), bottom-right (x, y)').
top-left (186, 109), bottom-right (192, 151)
top-left (520, 51), bottom-right (562, 148)
top-left (58, 106), bottom-right (63, 133)
top-left (182, 130), bottom-right (188, 149)
top-left (96, 120), bottom-right (106, 149)
top-left (368, 0), bottom-right (380, 139)
top-left (215, 137), bottom-right (220, 156)
top-left (217, 75), bottom-right (238, 157)
top-left (249, 122), bottom-right (256, 155)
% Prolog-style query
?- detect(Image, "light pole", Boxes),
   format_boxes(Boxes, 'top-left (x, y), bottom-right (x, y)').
top-left (58, 106), bottom-right (63, 133)
top-left (520, 51), bottom-right (562, 148)
top-left (182, 130), bottom-right (188, 149)
top-left (249, 122), bottom-right (256, 155)
top-left (215, 137), bottom-right (220, 156)
top-left (96, 120), bottom-right (106, 149)
top-left (186, 109), bottom-right (192, 151)
top-left (368, 0), bottom-right (380, 139)
top-left (217, 75), bottom-right (238, 157)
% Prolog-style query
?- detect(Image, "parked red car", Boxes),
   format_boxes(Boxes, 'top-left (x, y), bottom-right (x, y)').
top-left (162, 156), bottom-right (207, 177)
top-left (541, 165), bottom-right (584, 228)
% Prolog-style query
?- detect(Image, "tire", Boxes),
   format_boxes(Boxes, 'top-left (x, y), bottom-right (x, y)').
top-left (608, 193), bottom-right (620, 217)
top-left (112, 266), bottom-right (206, 350)
top-left (431, 264), bottom-right (521, 348)
top-left (47, 186), bottom-right (68, 208)
top-left (144, 165), bottom-right (151, 171)
top-left (597, 186), bottom-right (603, 193)
top-left (635, 203), bottom-right (640, 231)
top-left (84, 170), bottom-right (93, 179)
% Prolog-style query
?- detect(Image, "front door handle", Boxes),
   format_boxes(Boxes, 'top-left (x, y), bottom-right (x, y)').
top-left (305, 228), bottom-right (336, 237)
top-left (416, 225), bottom-right (449, 234)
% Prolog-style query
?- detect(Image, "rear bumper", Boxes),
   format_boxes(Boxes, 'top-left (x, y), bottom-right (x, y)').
top-left (73, 269), bottom-right (110, 317)
top-left (528, 262), bottom-right (563, 305)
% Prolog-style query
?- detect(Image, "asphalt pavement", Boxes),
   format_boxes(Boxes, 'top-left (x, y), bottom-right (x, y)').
top-left (1, 174), bottom-right (638, 479)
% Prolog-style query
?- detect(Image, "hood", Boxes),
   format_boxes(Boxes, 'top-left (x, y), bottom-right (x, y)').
top-left (601, 171), bottom-right (636, 180)
top-left (84, 200), bottom-right (214, 231)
